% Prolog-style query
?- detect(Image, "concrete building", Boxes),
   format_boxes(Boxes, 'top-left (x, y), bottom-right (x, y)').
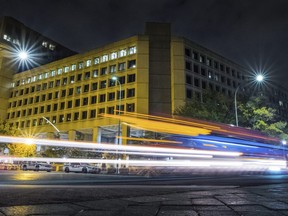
top-left (0, 16), bottom-right (76, 120)
top-left (3, 21), bottom-right (288, 144)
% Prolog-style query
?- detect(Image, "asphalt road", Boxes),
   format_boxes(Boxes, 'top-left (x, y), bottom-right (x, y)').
top-left (1, 170), bottom-right (288, 186)
top-left (0, 170), bottom-right (288, 207)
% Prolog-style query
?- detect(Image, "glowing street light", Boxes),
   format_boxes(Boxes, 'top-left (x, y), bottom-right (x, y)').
top-left (234, 74), bottom-right (264, 127)
top-left (18, 51), bottom-right (28, 60)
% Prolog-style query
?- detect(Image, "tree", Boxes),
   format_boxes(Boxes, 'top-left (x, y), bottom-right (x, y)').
top-left (174, 90), bottom-right (234, 124)
top-left (238, 95), bottom-right (288, 140)
top-left (0, 120), bottom-right (36, 157)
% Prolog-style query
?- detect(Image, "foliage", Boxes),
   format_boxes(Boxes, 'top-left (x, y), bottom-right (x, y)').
top-left (0, 120), bottom-right (37, 156)
top-left (238, 95), bottom-right (288, 139)
top-left (174, 90), bottom-right (234, 124)
top-left (7, 144), bottom-right (36, 157)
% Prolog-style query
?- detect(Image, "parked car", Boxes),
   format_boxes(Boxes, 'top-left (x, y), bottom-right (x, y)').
top-left (22, 162), bottom-right (52, 172)
top-left (63, 163), bottom-right (101, 173)
top-left (0, 162), bottom-right (18, 170)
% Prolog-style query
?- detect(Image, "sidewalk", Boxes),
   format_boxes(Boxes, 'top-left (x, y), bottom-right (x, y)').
top-left (0, 184), bottom-right (288, 216)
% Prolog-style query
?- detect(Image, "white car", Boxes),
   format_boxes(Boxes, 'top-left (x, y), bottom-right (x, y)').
top-left (22, 162), bottom-right (52, 172)
top-left (63, 163), bottom-right (100, 173)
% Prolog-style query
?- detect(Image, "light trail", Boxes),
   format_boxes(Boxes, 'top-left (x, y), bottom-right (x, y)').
top-left (0, 135), bottom-right (242, 157)
top-left (85, 150), bottom-right (213, 158)
top-left (2, 156), bottom-right (286, 169)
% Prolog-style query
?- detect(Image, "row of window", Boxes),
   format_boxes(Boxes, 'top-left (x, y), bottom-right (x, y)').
top-left (8, 103), bottom-right (135, 128)
top-left (186, 83), bottom-right (233, 100)
top-left (186, 74), bottom-right (240, 90)
top-left (185, 47), bottom-right (244, 78)
top-left (9, 87), bottom-right (135, 110)
top-left (185, 61), bottom-right (244, 81)
top-left (13, 47), bottom-right (137, 87)
top-left (11, 73), bottom-right (136, 99)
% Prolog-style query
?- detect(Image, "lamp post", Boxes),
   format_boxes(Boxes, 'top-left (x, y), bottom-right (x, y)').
top-left (234, 74), bottom-right (264, 127)
top-left (112, 76), bottom-right (122, 174)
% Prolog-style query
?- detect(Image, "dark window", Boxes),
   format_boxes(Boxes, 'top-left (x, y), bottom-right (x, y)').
top-left (67, 100), bottom-right (72, 108)
top-left (70, 75), bottom-right (75, 83)
top-left (82, 111), bottom-right (87, 119)
top-left (185, 61), bottom-right (191, 70)
top-left (91, 82), bottom-right (98, 90)
top-left (85, 71), bottom-right (90, 79)
top-left (98, 108), bottom-right (105, 114)
top-left (117, 90), bottom-right (125, 99)
top-left (62, 78), bottom-right (67, 85)
top-left (107, 106), bottom-right (114, 114)
top-left (59, 115), bottom-right (64, 123)
top-left (53, 103), bottom-right (58, 111)
top-left (193, 51), bottom-right (199, 60)
top-left (108, 92), bottom-right (115, 101)
top-left (60, 102), bottom-right (65, 110)
top-left (48, 93), bottom-right (52, 100)
top-left (77, 73), bottom-right (82, 81)
top-left (127, 103), bottom-right (135, 112)
top-left (127, 74), bottom-right (136, 83)
top-left (127, 88), bottom-right (135, 98)
top-left (90, 109), bottom-right (96, 118)
top-left (128, 60), bottom-right (136, 69)
top-left (186, 89), bottom-right (192, 99)
top-left (202, 81), bottom-right (207, 89)
top-left (82, 97), bottom-right (88, 106)
top-left (83, 84), bottom-right (89, 92)
top-left (100, 80), bottom-right (106, 89)
top-left (76, 86), bottom-right (81, 94)
top-left (74, 112), bottom-right (79, 120)
top-left (194, 78), bottom-right (199, 87)
top-left (185, 48), bottom-right (191, 57)
top-left (75, 99), bottom-right (80, 107)
top-left (68, 88), bottom-right (73, 95)
top-left (46, 105), bottom-right (51, 112)
top-left (55, 80), bottom-right (60, 87)
top-left (91, 96), bottom-right (97, 104)
top-left (61, 90), bottom-right (66, 97)
top-left (99, 94), bottom-right (106, 102)
top-left (101, 67), bottom-right (107, 75)
top-left (186, 75), bottom-right (192, 84)
top-left (193, 64), bottom-right (199, 73)
top-left (49, 81), bottom-right (54, 88)
top-left (66, 113), bottom-right (71, 121)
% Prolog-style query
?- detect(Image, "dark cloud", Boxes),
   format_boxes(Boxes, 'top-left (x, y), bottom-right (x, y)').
top-left (0, 0), bottom-right (288, 85)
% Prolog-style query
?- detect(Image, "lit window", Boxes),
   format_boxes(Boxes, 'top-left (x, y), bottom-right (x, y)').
top-left (78, 62), bottom-right (84, 69)
top-left (38, 74), bottom-right (43, 80)
top-left (110, 52), bottom-right (117, 60)
top-left (64, 66), bottom-right (69, 73)
top-left (44, 72), bottom-right (49, 78)
top-left (86, 59), bottom-right (91, 67)
top-left (42, 41), bottom-right (48, 47)
top-left (128, 46), bottom-right (136, 55)
top-left (3, 34), bottom-right (11, 41)
top-left (92, 70), bottom-right (98, 77)
top-left (49, 44), bottom-right (56, 50)
top-left (57, 68), bottom-right (62, 75)
top-left (118, 62), bottom-right (126, 71)
top-left (51, 70), bottom-right (56, 77)
top-left (94, 57), bottom-right (100, 65)
top-left (119, 49), bottom-right (127, 57)
top-left (32, 76), bottom-right (37, 82)
top-left (102, 55), bottom-right (108, 62)
top-left (71, 64), bottom-right (76, 71)
top-left (110, 65), bottom-right (116, 73)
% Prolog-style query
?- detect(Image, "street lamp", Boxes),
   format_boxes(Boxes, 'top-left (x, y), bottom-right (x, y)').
top-left (112, 76), bottom-right (122, 174)
top-left (234, 74), bottom-right (264, 127)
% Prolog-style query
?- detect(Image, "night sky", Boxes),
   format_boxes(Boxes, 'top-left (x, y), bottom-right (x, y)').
top-left (1, 0), bottom-right (288, 86)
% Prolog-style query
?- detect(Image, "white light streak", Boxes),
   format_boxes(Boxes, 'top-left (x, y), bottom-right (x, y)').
top-left (0, 135), bottom-right (242, 157)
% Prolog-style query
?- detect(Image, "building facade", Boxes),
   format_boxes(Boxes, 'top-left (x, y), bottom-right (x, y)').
top-left (3, 22), bottom-right (288, 144)
top-left (0, 16), bottom-right (76, 120)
